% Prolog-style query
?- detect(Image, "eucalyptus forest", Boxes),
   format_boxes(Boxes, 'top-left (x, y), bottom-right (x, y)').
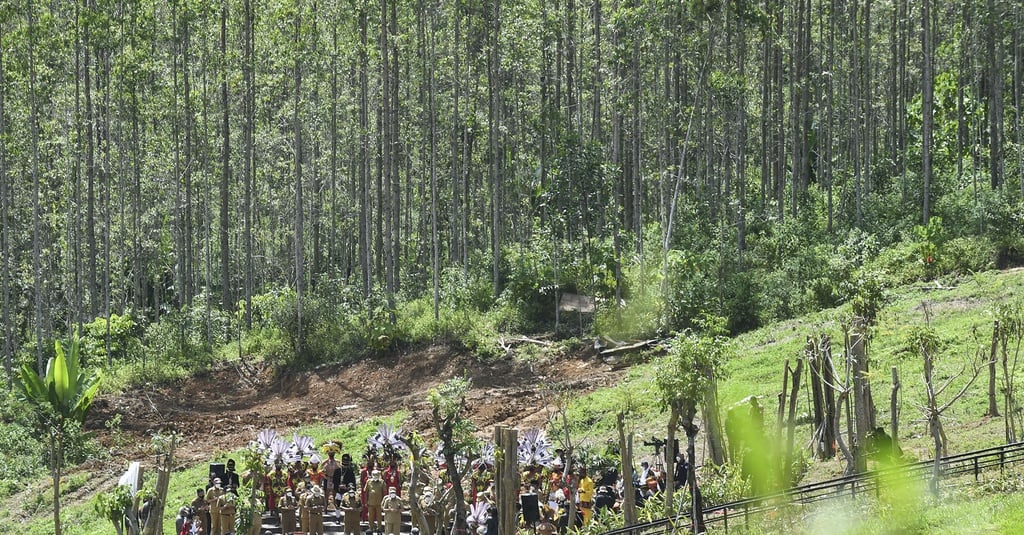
top-left (1, 0), bottom-right (1022, 385)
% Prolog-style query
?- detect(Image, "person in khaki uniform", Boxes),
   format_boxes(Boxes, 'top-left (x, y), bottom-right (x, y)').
top-left (298, 483), bottom-right (311, 535)
top-left (190, 488), bottom-right (210, 535)
top-left (381, 487), bottom-right (403, 535)
top-left (364, 469), bottom-right (385, 533)
top-left (341, 489), bottom-right (363, 535)
top-left (218, 486), bottom-right (237, 535)
top-left (206, 478), bottom-right (224, 535)
top-left (307, 484), bottom-right (327, 535)
top-left (278, 488), bottom-right (298, 535)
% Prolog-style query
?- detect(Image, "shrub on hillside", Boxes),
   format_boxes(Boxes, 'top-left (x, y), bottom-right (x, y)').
top-left (80, 313), bottom-right (144, 366)
top-left (937, 236), bottom-right (996, 275)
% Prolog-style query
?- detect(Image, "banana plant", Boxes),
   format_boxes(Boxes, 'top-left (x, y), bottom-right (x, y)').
top-left (15, 336), bottom-right (102, 535)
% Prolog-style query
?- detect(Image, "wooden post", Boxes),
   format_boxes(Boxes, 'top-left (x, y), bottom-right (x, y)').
top-left (851, 319), bottom-right (873, 473)
top-left (493, 425), bottom-right (505, 535)
top-left (493, 427), bottom-right (519, 535)
top-left (777, 359), bottom-right (790, 439)
top-left (988, 320), bottom-right (1001, 417)
top-left (890, 366), bottom-right (900, 459)
top-left (807, 337), bottom-right (826, 459)
top-left (617, 413), bottom-right (637, 526)
top-left (785, 358), bottom-right (803, 483)
top-left (821, 336), bottom-right (837, 459)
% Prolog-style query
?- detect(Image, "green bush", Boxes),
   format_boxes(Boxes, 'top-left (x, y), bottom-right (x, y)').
top-left (0, 396), bottom-right (45, 498)
top-left (142, 292), bottom-right (232, 373)
top-left (937, 236), bottom-right (996, 275)
top-left (859, 239), bottom-right (924, 288)
top-left (80, 313), bottom-right (144, 367)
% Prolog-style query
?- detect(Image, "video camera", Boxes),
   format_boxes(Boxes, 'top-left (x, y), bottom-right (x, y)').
top-left (642, 437), bottom-right (666, 456)
top-left (642, 437), bottom-right (679, 458)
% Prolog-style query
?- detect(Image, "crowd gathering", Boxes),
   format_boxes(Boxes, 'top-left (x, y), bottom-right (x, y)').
top-left (175, 427), bottom-right (687, 535)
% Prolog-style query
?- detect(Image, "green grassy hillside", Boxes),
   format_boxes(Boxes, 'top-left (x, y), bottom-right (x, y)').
top-left (6, 269), bottom-right (1024, 535)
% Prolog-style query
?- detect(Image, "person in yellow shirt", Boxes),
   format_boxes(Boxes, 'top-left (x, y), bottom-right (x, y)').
top-left (577, 467), bottom-right (595, 525)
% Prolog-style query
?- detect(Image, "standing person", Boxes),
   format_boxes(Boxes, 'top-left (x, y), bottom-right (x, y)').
top-left (577, 468), bottom-right (595, 525)
top-left (266, 462), bottom-right (289, 513)
top-left (341, 489), bottom-right (363, 535)
top-left (381, 487), bottom-right (403, 535)
top-left (218, 486), bottom-right (237, 535)
top-left (307, 485), bottom-right (327, 535)
top-left (297, 483), bottom-right (309, 535)
top-left (470, 463), bottom-right (491, 504)
top-left (340, 453), bottom-right (357, 493)
top-left (364, 469), bottom-right (385, 533)
top-left (323, 449), bottom-right (341, 509)
top-left (382, 457), bottom-right (403, 497)
top-left (360, 454), bottom-right (377, 522)
top-left (278, 488), bottom-right (298, 535)
top-left (175, 507), bottom-right (189, 535)
top-left (290, 460), bottom-right (307, 491)
top-left (190, 488), bottom-right (210, 535)
top-left (223, 459), bottom-right (241, 490)
top-left (206, 478), bottom-right (224, 535)
top-left (308, 454), bottom-right (327, 490)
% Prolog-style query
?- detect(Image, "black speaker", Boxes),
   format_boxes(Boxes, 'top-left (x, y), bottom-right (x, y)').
top-left (520, 493), bottom-right (540, 524)
top-left (209, 463), bottom-right (226, 482)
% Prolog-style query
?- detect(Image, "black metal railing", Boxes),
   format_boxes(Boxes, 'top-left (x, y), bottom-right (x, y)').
top-left (602, 441), bottom-right (1024, 535)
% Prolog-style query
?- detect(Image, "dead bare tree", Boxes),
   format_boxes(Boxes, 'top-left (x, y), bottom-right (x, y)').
top-left (817, 339), bottom-right (857, 477)
top-left (914, 309), bottom-right (984, 495)
top-left (807, 334), bottom-right (837, 460)
top-left (996, 301), bottom-right (1024, 443)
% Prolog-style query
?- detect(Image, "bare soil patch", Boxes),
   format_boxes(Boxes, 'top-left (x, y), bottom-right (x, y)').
top-left (84, 344), bottom-right (625, 475)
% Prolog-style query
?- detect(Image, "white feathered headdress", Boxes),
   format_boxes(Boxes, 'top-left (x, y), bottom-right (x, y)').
top-left (517, 429), bottom-right (555, 468)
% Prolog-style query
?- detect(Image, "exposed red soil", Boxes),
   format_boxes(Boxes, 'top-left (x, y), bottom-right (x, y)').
top-left (85, 344), bottom-right (626, 470)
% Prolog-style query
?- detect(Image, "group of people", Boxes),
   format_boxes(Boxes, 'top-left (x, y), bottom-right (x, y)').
top-left (174, 431), bottom-right (685, 535)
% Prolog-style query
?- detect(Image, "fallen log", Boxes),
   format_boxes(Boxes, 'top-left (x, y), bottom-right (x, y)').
top-left (599, 339), bottom-right (659, 356)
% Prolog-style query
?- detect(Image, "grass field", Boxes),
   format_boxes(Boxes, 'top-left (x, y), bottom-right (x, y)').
top-left (7, 269), bottom-right (1024, 534)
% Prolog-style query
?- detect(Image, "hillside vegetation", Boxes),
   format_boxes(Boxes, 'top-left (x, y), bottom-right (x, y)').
top-left (4, 268), bottom-right (1024, 534)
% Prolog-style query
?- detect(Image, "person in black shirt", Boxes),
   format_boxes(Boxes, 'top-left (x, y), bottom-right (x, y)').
top-left (223, 458), bottom-right (241, 490)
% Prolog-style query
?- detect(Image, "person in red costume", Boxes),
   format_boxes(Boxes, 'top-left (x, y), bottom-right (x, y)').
top-left (308, 454), bottom-right (327, 490)
top-left (265, 461), bottom-right (289, 512)
top-left (382, 456), bottom-right (403, 497)
top-left (360, 452), bottom-right (377, 521)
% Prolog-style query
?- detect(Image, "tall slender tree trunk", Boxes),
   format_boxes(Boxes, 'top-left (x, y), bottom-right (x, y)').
top-left (294, 4), bottom-right (305, 357)
top-left (664, 408), bottom-right (679, 520)
top-left (84, 2), bottom-right (98, 319)
top-left (921, 0), bottom-right (934, 223)
top-left (28, 0), bottom-right (46, 373)
top-left (242, 0), bottom-right (255, 329)
top-left (182, 7), bottom-right (194, 307)
top-left (220, 0), bottom-right (232, 311)
top-left (986, 0), bottom-right (1005, 190)
top-left (428, 8), bottom-right (440, 321)
top-left (851, 319), bottom-right (875, 472)
top-left (359, 5), bottom-right (371, 296)
top-left (489, 0), bottom-right (502, 297)
top-left (0, 31), bottom-right (10, 387)
top-left (616, 413), bottom-right (637, 526)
